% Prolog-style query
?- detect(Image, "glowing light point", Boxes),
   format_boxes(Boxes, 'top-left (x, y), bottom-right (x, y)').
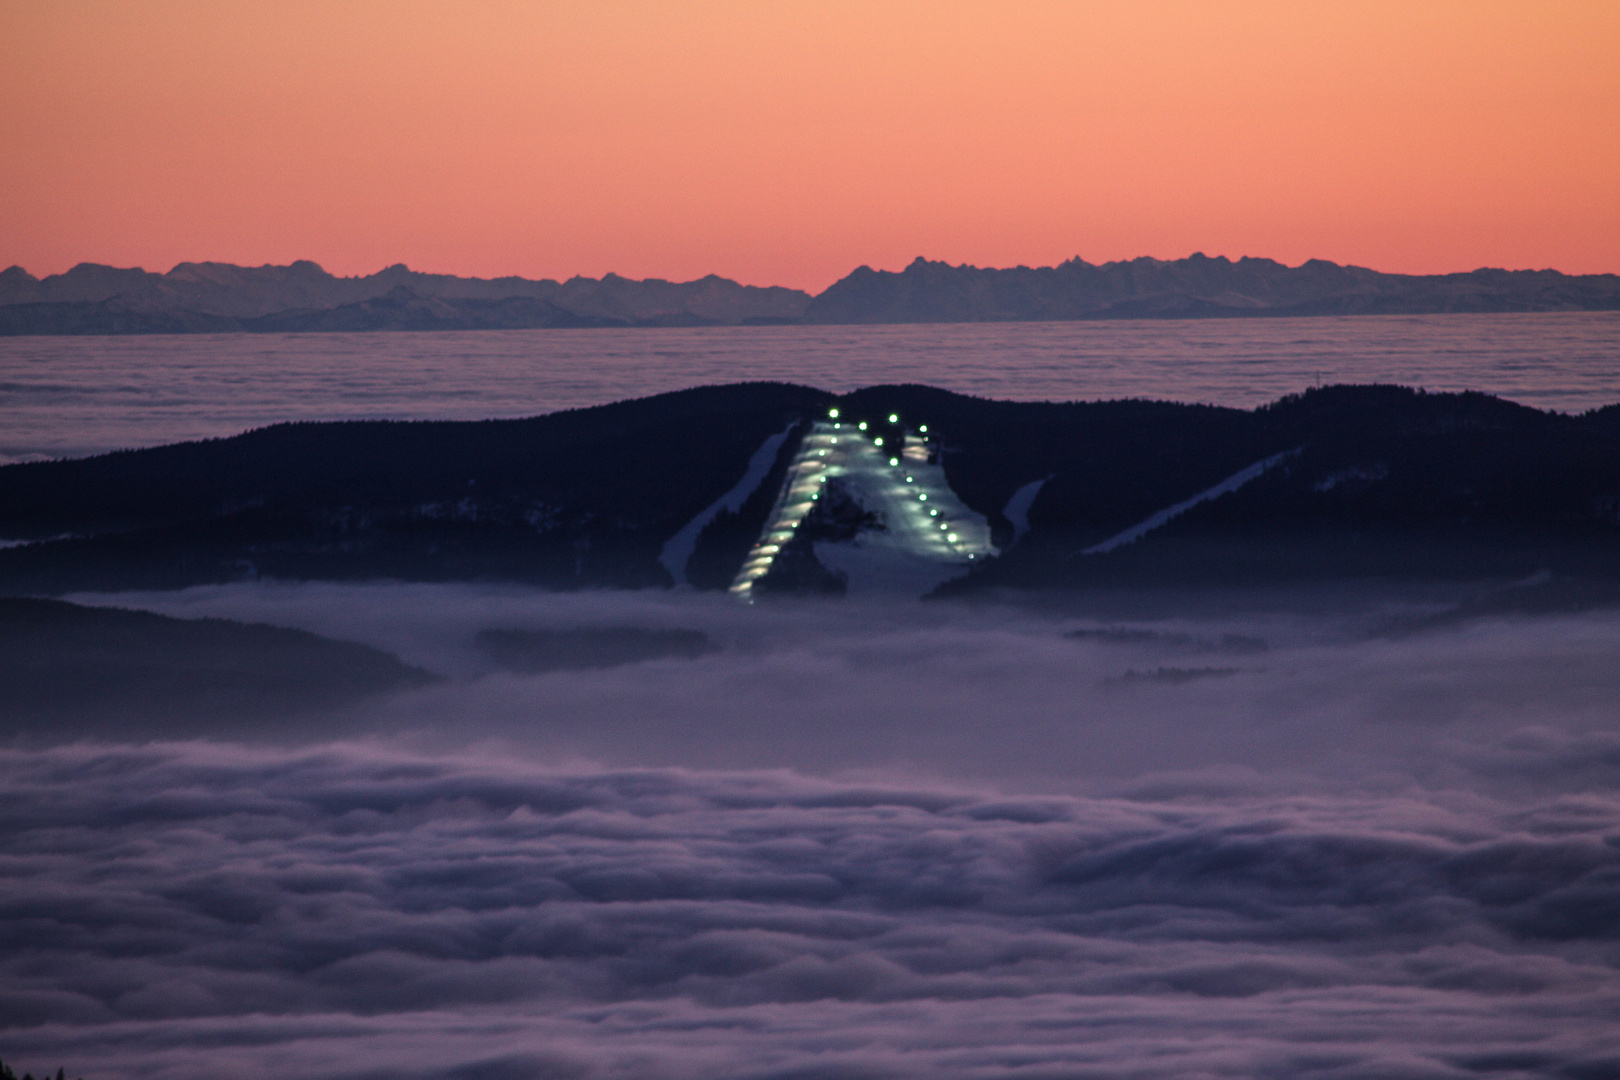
top-left (918, 494), bottom-right (927, 501)
top-left (858, 422), bottom-right (868, 431)
top-left (889, 458), bottom-right (899, 466)
top-left (828, 408), bottom-right (840, 418)
top-left (919, 425), bottom-right (929, 433)
top-left (873, 437), bottom-right (883, 446)
top-left (888, 414), bottom-right (898, 423)
top-left (948, 533), bottom-right (958, 541)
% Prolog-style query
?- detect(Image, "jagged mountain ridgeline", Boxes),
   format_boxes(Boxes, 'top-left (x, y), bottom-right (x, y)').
top-left (3, 254), bottom-right (1618, 334)
top-left (0, 262), bottom-right (811, 333)
top-left (802, 255), bottom-right (1620, 322)
top-left (1, 383), bottom-right (1617, 599)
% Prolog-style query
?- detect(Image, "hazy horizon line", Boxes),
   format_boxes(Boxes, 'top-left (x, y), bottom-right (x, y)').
top-left (7, 250), bottom-right (1617, 296)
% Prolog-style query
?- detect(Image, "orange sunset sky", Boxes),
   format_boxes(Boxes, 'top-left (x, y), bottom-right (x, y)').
top-left (2, 1), bottom-right (1617, 292)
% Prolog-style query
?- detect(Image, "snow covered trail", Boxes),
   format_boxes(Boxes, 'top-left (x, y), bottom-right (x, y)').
top-left (659, 426), bottom-right (794, 585)
top-left (1001, 476), bottom-right (1049, 547)
top-left (1081, 447), bottom-right (1302, 555)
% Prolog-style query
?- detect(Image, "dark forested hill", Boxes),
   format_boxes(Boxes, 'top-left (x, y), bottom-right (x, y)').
top-left (0, 597), bottom-right (435, 736)
top-left (0, 382), bottom-right (1616, 597)
top-left (0, 383), bottom-right (826, 593)
top-left (844, 384), bottom-right (1620, 591)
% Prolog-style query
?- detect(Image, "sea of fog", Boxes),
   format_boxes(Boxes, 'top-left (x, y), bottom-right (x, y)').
top-left (7, 582), bottom-right (1620, 1079)
top-left (3, 317), bottom-right (1619, 1079)
top-left (1, 312), bottom-right (1617, 463)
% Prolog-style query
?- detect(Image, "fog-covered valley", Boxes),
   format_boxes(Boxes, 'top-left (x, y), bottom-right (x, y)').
top-left (41, 580), bottom-right (1620, 788)
top-left (4, 581), bottom-right (1619, 1079)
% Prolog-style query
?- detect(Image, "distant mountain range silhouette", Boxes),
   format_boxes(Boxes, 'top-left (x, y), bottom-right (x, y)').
top-left (2, 254), bottom-right (1617, 334)
top-left (0, 261), bottom-right (808, 333)
top-left (803, 255), bottom-right (1620, 322)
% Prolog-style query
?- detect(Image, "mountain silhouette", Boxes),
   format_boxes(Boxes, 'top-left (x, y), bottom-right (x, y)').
top-left (1, 382), bottom-right (1617, 596)
top-left (802, 254), bottom-right (1620, 323)
top-left (4, 254), bottom-right (1617, 335)
top-left (0, 261), bottom-right (811, 333)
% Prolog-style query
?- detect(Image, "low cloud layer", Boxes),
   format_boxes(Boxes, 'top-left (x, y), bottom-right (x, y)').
top-left (65, 581), bottom-right (1620, 789)
top-left (5, 585), bottom-right (1620, 1078)
top-left (3, 738), bottom-right (1619, 1079)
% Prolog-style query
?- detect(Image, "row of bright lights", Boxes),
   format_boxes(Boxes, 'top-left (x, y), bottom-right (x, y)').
top-left (827, 407), bottom-right (927, 436)
top-left (730, 431), bottom-right (836, 596)
top-left (837, 421), bottom-right (966, 550)
top-left (730, 416), bottom-right (968, 598)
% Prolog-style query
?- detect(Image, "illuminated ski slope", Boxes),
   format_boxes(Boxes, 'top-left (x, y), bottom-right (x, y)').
top-left (729, 411), bottom-right (994, 600)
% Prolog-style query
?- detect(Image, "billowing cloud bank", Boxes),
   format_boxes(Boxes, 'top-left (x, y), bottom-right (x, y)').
top-left (4, 741), bottom-right (1619, 1080)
